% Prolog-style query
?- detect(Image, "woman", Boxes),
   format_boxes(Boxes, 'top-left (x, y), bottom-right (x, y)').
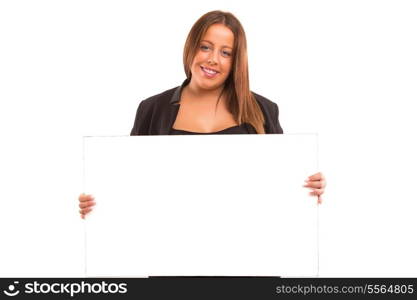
top-left (79, 10), bottom-right (326, 219)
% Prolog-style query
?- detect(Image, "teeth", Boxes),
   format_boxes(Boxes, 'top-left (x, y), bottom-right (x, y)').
top-left (203, 67), bottom-right (217, 74)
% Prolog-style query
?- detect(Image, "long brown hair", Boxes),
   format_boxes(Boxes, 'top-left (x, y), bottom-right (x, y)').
top-left (183, 10), bottom-right (265, 134)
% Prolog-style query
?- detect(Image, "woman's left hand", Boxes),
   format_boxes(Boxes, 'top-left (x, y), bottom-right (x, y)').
top-left (304, 172), bottom-right (326, 204)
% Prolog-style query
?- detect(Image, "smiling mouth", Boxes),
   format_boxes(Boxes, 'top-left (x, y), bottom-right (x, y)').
top-left (200, 66), bottom-right (219, 78)
top-left (201, 66), bottom-right (219, 74)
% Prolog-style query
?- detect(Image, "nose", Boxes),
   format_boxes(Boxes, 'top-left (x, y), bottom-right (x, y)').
top-left (208, 51), bottom-right (219, 65)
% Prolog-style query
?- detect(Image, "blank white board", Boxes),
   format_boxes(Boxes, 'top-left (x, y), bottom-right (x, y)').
top-left (83, 134), bottom-right (318, 277)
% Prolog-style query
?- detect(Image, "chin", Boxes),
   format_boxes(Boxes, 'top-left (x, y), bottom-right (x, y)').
top-left (203, 83), bottom-right (223, 91)
top-left (196, 77), bottom-right (224, 91)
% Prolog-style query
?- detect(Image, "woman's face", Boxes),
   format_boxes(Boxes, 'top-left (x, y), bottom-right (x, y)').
top-left (190, 24), bottom-right (234, 91)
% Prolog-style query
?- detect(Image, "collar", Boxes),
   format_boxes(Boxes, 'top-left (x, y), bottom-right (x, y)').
top-left (170, 78), bottom-right (190, 105)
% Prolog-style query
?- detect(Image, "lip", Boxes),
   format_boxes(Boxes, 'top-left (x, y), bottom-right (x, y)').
top-left (200, 66), bottom-right (220, 78)
top-left (201, 66), bottom-right (220, 73)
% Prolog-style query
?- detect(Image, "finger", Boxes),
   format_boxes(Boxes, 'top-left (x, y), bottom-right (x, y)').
top-left (304, 180), bottom-right (325, 189)
top-left (79, 194), bottom-right (95, 202)
top-left (80, 208), bottom-right (92, 215)
top-left (307, 172), bottom-right (324, 181)
top-left (318, 195), bottom-right (323, 204)
top-left (309, 189), bottom-right (324, 196)
top-left (79, 201), bottom-right (96, 209)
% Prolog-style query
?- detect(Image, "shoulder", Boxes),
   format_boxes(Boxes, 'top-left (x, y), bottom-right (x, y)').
top-left (130, 86), bottom-right (179, 135)
top-left (251, 91), bottom-right (283, 134)
top-left (137, 86), bottom-right (178, 111)
top-left (252, 91), bottom-right (279, 112)
top-left (251, 91), bottom-right (280, 121)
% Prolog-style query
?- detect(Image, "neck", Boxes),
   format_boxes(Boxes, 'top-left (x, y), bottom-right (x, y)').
top-left (186, 80), bottom-right (224, 101)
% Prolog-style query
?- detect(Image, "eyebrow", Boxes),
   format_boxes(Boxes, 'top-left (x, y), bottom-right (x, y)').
top-left (201, 40), bottom-right (233, 50)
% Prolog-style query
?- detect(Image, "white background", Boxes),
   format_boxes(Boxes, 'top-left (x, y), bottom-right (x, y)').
top-left (0, 0), bottom-right (416, 277)
top-left (84, 135), bottom-right (318, 277)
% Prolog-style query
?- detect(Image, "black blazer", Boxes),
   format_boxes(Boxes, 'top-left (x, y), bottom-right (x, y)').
top-left (130, 80), bottom-right (283, 135)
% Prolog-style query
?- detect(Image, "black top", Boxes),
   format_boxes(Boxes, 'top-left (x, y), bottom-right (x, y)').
top-left (130, 79), bottom-right (283, 135)
top-left (170, 123), bottom-right (254, 135)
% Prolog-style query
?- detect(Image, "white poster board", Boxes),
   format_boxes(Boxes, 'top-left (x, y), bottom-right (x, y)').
top-left (83, 134), bottom-right (318, 277)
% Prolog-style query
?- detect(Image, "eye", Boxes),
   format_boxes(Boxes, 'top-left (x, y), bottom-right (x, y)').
top-left (221, 50), bottom-right (232, 57)
top-left (200, 45), bottom-right (210, 51)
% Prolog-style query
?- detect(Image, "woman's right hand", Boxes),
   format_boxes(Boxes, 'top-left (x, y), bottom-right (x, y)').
top-left (79, 193), bottom-right (96, 219)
